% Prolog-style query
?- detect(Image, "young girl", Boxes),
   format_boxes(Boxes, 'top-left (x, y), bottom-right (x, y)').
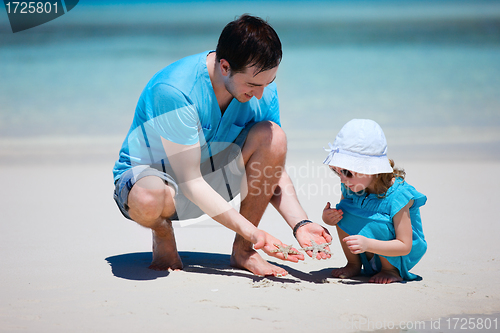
top-left (322, 119), bottom-right (427, 284)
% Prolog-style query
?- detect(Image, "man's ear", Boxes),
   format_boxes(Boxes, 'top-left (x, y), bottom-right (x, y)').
top-left (219, 59), bottom-right (231, 77)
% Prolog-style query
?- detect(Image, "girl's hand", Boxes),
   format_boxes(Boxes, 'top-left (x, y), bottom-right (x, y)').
top-left (252, 229), bottom-right (304, 262)
top-left (343, 235), bottom-right (370, 254)
top-left (322, 202), bottom-right (343, 226)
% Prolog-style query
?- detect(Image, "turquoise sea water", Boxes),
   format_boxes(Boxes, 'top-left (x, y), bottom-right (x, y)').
top-left (1, 0), bottom-right (500, 160)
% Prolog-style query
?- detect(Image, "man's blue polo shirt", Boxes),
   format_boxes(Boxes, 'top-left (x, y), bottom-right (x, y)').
top-left (113, 51), bottom-right (281, 182)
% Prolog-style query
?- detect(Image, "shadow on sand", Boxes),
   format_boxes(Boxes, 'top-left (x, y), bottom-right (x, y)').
top-left (105, 252), bottom-right (422, 284)
top-left (106, 251), bottom-right (336, 284)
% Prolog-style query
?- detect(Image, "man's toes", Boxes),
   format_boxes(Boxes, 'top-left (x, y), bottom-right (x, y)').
top-left (274, 269), bottom-right (288, 277)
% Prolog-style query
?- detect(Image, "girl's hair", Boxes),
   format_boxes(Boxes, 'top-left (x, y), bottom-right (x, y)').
top-left (371, 159), bottom-right (406, 198)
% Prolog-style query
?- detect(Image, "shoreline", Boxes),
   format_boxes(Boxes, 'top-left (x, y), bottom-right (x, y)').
top-left (1, 134), bottom-right (499, 166)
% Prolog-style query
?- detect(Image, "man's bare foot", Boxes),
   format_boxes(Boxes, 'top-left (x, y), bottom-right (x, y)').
top-left (369, 269), bottom-right (402, 284)
top-left (148, 225), bottom-right (183, 271)
top-left (230, 247), bottom-right (288, 277)
top-left (331, 263), bottom-right (361, 279)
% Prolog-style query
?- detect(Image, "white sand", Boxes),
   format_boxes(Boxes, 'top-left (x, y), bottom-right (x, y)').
top-left (0, 142), bottom-right (499, 332)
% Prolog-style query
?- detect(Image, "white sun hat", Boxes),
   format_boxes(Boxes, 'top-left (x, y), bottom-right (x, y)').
top-left (323, 119), bottom-right (393, 175)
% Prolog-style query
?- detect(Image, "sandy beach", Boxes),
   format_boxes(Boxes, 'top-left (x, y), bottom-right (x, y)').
top-left (2, 0), bottom-right (500, 331)
top-left (0, 139), bottom-right (499, 333)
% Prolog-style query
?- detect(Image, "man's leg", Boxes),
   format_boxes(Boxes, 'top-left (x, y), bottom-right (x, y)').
top-left (230, 121), bottom-right (289, 276)
top-left (127, 175), bottom-right (183, 271)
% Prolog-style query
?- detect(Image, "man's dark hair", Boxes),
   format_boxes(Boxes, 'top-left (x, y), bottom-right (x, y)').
top-left (216, 14), bottom-right (282, 75)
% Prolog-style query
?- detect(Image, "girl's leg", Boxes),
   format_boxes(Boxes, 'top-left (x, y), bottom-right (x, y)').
top-left (369, 256), bottom-right (403, 284)
top-left (332, 227), bottom-right (362, 278)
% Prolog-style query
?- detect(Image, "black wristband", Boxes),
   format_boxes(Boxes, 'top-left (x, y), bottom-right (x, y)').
top-left (293, 219), bottom-right (313, 239)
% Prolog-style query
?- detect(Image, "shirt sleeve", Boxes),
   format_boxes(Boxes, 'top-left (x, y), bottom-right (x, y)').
top-left (146, 82), bottom-right (200, 145)
top-left (389, 181), bottom-right (427, 219)
top-left (263, 82), bottom-right (281, 126)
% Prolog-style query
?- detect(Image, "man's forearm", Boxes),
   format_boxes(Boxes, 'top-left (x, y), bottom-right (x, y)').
top-left (270, 170), bottom-right (308, 229)
top-left (180, 178), bottom-right (257, 242)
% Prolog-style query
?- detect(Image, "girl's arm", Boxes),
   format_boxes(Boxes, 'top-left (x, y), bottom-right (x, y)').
top-left (343, 200), bottom-right (414, 257)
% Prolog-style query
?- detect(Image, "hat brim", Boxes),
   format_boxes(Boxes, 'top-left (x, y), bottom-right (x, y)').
top-left (325, 152), bottom-right (393, 175)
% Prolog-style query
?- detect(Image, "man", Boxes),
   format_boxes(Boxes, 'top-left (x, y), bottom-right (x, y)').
top-left (113, 15), bottom-right (331, 277)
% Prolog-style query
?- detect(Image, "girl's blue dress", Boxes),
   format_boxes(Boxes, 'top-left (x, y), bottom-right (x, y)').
top-left (336, 178), bottom-right (427, 280)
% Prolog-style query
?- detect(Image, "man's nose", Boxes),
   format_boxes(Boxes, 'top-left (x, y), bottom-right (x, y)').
top-left (253, 86), bottom-right (265, 99)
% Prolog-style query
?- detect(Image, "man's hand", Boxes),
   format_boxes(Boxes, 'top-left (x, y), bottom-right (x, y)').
top-left (322, 202), bottom-right (343, 226)
top-left (295, 223), bottom-right (333, 260)
top-left (252, 230), bottom-right (304, 262)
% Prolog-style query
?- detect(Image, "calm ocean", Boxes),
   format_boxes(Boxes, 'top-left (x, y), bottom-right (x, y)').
top-left (1, 0), bottom-right (499, 160)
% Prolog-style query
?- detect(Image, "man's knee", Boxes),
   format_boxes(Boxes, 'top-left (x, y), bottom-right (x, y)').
top-left (247, 121), bottom-right (287, 155)
top-left (128, 177), bottom-right (172, 226)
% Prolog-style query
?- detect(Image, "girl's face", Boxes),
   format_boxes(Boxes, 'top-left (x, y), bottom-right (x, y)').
top-left (330, 167), bottom-right (376, 193)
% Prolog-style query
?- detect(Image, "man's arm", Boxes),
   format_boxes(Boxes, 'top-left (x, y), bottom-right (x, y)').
top-left (270, 170), bottom-right (333, 259)
top-left (161, 137), bottom-right (304, 262)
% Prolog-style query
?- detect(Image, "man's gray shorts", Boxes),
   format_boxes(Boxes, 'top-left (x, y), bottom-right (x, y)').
top-left (113, 125), bottom-right (251, 221)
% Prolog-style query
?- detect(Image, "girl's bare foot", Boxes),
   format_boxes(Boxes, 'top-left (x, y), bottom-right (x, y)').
top-left (369, 268), bottom-right (402, 284)
top-left (230, 247), bottom-right (288, 277)
top-left (148, 225), bottom-right (183, 271)
top-left (331, 263), bottom-right (361, 279)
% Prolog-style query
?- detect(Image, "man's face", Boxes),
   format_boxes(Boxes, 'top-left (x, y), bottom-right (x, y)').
top-left (223, 65), bottom-right (278, 103)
